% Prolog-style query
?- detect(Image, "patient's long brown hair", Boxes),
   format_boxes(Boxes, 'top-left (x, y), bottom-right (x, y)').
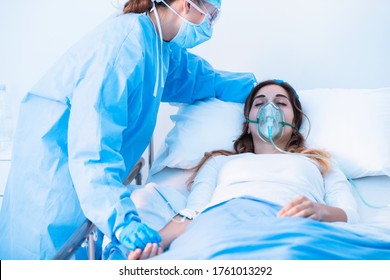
top-left (187, 79), bottom-right (331, 187)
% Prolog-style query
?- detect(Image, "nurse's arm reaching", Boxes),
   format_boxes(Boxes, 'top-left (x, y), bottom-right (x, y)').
top-left (162, 43), bottom-right (256, 104)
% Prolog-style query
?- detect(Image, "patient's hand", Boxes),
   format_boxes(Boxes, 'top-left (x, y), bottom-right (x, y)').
top-left (277, 195), bottom-right (324, 221)
top-left (127, 243), bottom-right (163, 260)
top-left (277, 195), bottom-right (347, 222)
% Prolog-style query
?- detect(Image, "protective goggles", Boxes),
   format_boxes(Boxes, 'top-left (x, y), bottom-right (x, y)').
top-left (186, 0), bottom-right (221, 26)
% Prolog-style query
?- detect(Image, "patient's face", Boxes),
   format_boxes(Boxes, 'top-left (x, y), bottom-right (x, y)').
top-left (249, 85), bottom-right (295, 140)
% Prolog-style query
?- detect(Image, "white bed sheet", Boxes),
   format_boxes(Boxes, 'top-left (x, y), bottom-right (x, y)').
top-left (131, 168), bottom-right (390, 231)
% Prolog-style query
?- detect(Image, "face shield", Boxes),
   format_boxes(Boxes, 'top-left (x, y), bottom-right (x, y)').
top-left (187, 0), bottom-right (221, 27)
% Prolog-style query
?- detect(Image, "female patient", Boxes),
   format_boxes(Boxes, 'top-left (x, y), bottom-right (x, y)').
top-left (128, 79), bottom-right (359, 260)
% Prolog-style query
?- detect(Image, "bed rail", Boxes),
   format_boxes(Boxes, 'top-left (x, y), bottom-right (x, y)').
top-left (122, 157), bottom-right (145, 185)
top-left (52, 219), bottom-right (96, 260)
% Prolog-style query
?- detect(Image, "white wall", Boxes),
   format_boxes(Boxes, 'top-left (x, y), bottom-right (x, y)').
top-left (0, 0), bottom-right (389, 168)
top-left (192, 0), bottom-right (390, 90)
top-left (0, 0), bottom-right (118, 129)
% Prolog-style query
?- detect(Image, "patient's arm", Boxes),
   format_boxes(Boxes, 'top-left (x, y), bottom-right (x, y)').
top-left (186, 155), bottom-right (226, 212)
top-left (158, 215), bottom-right (192, 251)
top-left (277, 195), bottom-right (348, 222)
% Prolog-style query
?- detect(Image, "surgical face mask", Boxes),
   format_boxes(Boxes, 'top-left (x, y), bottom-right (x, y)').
top-left (247, 102), bottom-right (294, 142)
top-left (160, 0), bottom-right (217, 48)
top-left (172, 15), bottom-right (212, 48)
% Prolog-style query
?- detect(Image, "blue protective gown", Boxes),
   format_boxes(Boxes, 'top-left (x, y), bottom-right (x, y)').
top-left (0, 13), bottom-right (255, 259)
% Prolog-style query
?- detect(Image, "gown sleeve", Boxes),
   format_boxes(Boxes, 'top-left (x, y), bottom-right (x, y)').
top-left (67, 59), bottom-right (141, 240)
top-left (162, 43), bottom-right (256, 104)
top-left (323, 164), bottom-right (360, 223)
top-left (185, 155), bottom-right (227, 212)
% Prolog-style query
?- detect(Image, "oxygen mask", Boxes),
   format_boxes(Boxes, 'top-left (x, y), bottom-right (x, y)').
top-left (247, 102), bottom-right (287, 142)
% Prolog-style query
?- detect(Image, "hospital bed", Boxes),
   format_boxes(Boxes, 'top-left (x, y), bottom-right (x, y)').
top-left (58, 87), bottom-right (390, 259)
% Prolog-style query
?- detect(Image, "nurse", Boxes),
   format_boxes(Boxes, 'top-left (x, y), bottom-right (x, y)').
top-left (0, 0), bottom-right (256, 259)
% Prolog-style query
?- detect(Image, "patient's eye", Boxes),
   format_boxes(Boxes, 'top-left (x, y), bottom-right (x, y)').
top-left (274, 97), bottom-right (289, 106)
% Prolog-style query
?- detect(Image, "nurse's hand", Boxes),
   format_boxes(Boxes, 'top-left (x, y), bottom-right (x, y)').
top-left (119, 221), bottom-right (161, 251)
top-left (128, 243), bottom-right (163, 260)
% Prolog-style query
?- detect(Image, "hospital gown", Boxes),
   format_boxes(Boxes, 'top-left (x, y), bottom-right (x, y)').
top-left (0, 13), bottom-right (255, 260)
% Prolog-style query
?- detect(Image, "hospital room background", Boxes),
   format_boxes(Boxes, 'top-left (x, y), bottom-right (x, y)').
top-left (0, 0), bottom-right (390, 259)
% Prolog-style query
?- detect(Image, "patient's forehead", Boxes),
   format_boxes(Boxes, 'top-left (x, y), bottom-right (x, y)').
top-left (255, 85), bottom-right (288, 98)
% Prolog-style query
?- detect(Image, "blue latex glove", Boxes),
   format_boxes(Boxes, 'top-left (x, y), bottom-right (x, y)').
top-left (118, 221), bottom-right (161, 251)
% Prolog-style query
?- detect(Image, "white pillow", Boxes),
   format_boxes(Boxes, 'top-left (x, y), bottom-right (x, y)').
top-left (151, 88), bottom-right (390, 179)
top-left (150, 99), bottom-right (244, 174)
top-left (299, 88), bottom-right (390, 178)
